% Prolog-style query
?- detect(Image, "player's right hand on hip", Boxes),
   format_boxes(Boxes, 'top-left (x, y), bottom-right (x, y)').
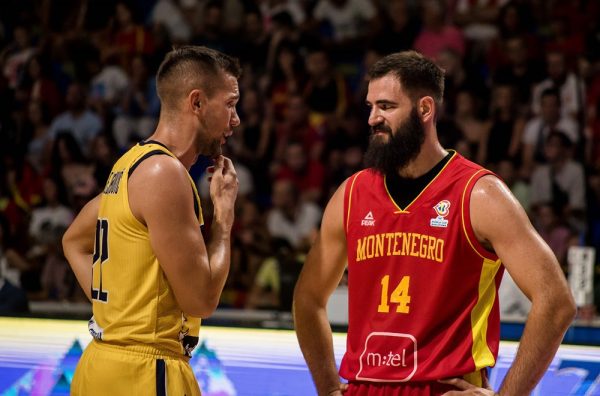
top-left (208, 155), bottom-right (238, 227)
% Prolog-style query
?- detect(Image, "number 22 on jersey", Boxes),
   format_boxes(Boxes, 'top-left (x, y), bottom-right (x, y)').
top-left (378, 275), bottom-right (411, 313)
top-left (92, 218), bottom-right (109, 302)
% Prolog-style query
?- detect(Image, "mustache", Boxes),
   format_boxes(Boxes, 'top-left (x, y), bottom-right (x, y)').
top-left (370, 123), bottom-right (392, 135)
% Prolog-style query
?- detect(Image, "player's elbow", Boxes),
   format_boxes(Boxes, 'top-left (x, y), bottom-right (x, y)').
top-left (62, 227), bottom-right (75, 258)
top-left (180, 294), bottom-right (220, 319)
top-left (558, 292), bottom-right (577, 327)
top-left (540, 287), bottom-right (577, 330)
top-left (292, 283), bottom-right (324, 318)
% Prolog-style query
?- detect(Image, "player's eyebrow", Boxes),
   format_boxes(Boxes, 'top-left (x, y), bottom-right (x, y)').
top-left (365, 99), bottom-right (398, 106)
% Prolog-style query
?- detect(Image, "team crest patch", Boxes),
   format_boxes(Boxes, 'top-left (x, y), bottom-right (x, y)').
top-left (430, 200), bottom-right (450, 227)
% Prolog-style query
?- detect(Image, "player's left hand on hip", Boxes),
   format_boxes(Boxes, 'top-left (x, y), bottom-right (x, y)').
top-left (439, 378), bottom-right (497, 395)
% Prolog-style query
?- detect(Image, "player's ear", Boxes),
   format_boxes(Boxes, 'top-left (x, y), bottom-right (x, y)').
top-left (418, 96), bottom-right (435, 122)
top-left (189, 90), bottom-right (203, 113)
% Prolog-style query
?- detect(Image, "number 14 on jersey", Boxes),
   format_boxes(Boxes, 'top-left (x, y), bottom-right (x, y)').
top-left (378, 275), bottom-right (411, 314)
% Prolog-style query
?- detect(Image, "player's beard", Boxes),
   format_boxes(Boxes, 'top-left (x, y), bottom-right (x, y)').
top-left (197, 118), bottom-right (223, 158)
top-left (364, 107), bottom-right (425, 176)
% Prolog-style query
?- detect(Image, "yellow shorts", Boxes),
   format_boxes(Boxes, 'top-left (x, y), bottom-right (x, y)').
top-left (71, 340), bottom-right (201, 396)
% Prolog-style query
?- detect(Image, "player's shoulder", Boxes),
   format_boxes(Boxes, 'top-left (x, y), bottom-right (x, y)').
top-left (128, 152), bottom-right (189, 192)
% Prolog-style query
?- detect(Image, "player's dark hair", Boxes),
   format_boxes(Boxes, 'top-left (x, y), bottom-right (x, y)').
top-left (156, 46), bottom-right (241, 107)
top-left (368, 51), bottom-right (445, 110)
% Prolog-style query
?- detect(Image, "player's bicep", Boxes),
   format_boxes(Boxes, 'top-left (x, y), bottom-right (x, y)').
top-left (471, 176), bottom-right (567, 301)
top-left (295, 181), bottom-right (348, 307)
top-left (130, 157), bottom-right (207, 310)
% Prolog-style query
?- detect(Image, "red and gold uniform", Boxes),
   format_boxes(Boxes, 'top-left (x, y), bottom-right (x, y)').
top-left (341, 152), bottom-right (503, 394)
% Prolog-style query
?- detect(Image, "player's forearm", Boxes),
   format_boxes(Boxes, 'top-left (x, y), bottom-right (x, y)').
top-left (498, 299), bottom-right (575, 395)
top-left (63, 248), bottom-right (92, 301)
top-left (204, 221), bottom-right (232, 307)
top-left (293, 300), bottom-right (340, 395)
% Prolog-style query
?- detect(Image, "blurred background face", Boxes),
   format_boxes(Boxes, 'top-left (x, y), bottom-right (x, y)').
top-left (536, 205), bottom-right (557, 229)
top-left (435, 49), bottom-right (460, 76)
top-left (286, 96), bottom-right (307, 125)
top-left (540, 95), bottom-right (560, 122)
top-left (42, 178), bottom-right (59, 203)
top-left (547, 52), bottom-right (566, 80)
top-left (496, 160), bottom-right (515, 185)
top-left (241, 90), bottom-right (259, 115)
top-left (66, 84), bottom-right (85, 111)
top-left (272, 180), bottom-right (296, 209)
top-left (492, 85), bottom-right (513, 111)
top-left (389, 0), bottom-right (409, 27)
top-left (306, 51), bottom-right (329, 78)
top-left (244, 12), bottom-right (263, 37)
top-left (422, 0), bottom-right (443, 27)
top-left (506, 38), bottom-right (527, 65)
top-left (502, 6), bottom-right (520, 32)
top-left (28, 101), bottom-right (43, 124)
top-left (455, 91), bottom-right (475, 116)
top-left (284, 144), bottom-right (306, 172)
top-left (543, 134), bottom-right (568, 162)
top-left (116, 3), bottom-right (133, 27)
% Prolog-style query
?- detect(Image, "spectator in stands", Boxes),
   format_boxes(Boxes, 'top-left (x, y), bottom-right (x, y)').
top-left (450, 0), bottom-right (508, 45)
top-left (0, 150), bottom-right (43, 244)
top-left (48, 82), bottom-right (103, 156)
top-left (496, 159), bottom-right (530, 214)
top-left (245, 237), bottom-right (288, 310)
top-left (24, 100), bottom-right (53, 173)
top-left (533, 203), bottom-right (573, 268)
top-left (530, 131), bottom-right (586, 230)
top-left (493, 35), bottom-right (544, 111)
top-left (28, 178), bottom-right (73, 256)
top-left (236, 9), bottom-right (270, 77)
top-left (151, 0), bottom-right (193, 44)
top-left (39, 224), bottom-right (73, 301)
top-left (89, 50), bottom-right (130, 117)
top-left (275, 141), bottom-right (325, 203)
top-left (303, 47), bottom-right (349, 129)
top-left (110, 1), bottom-right (155, 64)
top-left (311, 0), bottom-right (377, 50)
top-left (480, 84), bottom-right (525, 167)
top-left (522, 88), bottom-right (579, 174)
top-left (112, 55), bottom-right (160, 149)
top-left (47, 132), bottom-right (97, 207)
top-left (266, 40), bottom-right (307, 123)
top-left (0, 214), bottom-right (29, 315)
top-left (453, 89), bottom-right (490, 164)
top-left (435, 48), bottom-right (488, 118)
top-left (267, 179), bottom-right (321, 250)
top-left (0, 25), bottom-right (36, 90)
top-left (586, 170), bottom-right (600, 267)
top-left (89, 133), bottom-right (120, 188)
top-left (261, 0), bottom-right (307, 29)
top-left (21, 53), bottom-right (64, 118)
top-left (370, 0), bottom-right (418, 55)
top-left (531, 51), bottom-right (585, 124)
top-left (222, 200), bottom-right (271, 308)
top-left (274, 94), bottom-right (324, 162)
top-left (192, 0), bottom-right (231, 53)
top-left (413, 0), bottom-right (466, 60)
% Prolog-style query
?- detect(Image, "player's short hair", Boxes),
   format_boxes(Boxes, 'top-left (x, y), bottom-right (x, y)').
top-left (156, 46), bottom-right (241, 109)
top-left (368, 51), bottom-right (445, 110)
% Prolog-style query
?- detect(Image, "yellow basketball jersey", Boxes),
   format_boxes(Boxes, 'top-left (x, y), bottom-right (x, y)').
top-left (90, 140), bottom-right (203, 358)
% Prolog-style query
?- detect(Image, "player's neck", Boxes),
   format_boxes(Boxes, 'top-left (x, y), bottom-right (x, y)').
top-left (148, 120), bottom-right (198, 170)
top-left (396, 139), bottom-right (448, 179)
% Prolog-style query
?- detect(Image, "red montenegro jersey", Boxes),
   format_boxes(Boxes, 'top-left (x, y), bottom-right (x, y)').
top-left (339, 152), bottom-right (503, 384)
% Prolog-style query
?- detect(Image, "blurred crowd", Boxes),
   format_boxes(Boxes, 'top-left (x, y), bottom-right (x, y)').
top-left (0, 0), bottom-right (599, 319)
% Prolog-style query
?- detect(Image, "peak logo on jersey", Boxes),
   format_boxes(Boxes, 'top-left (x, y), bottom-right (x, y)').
top-left (430, 200), bottom-right (450, 228)
top-left (361, 211), bottom-right (375, 226)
